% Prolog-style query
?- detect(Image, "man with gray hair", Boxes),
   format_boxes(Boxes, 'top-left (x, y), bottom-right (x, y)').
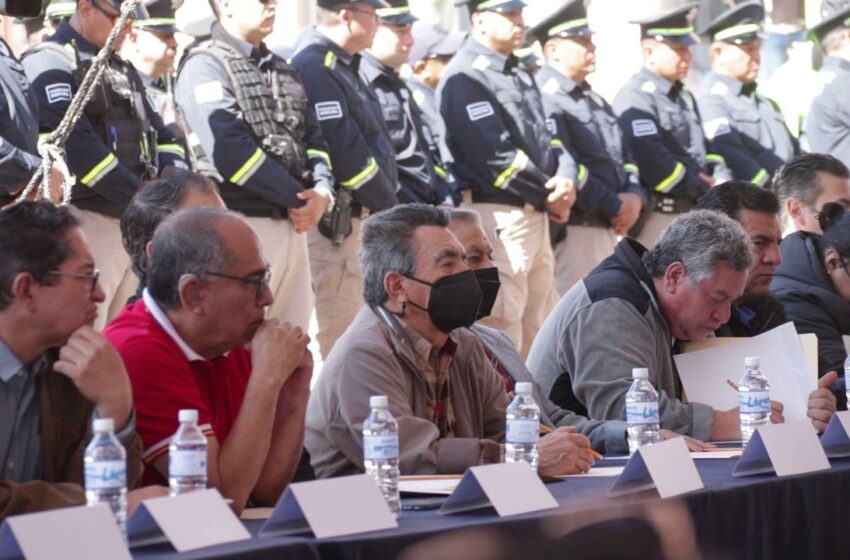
top-left (306, 204), bottom-right (596, 477)
top-left (527, 210), bottom-right (776, 441)
top-left (105, 208), bottom-right (312, 513)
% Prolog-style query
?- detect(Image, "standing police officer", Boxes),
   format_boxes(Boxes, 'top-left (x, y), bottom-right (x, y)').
top-left (121, 0), bottom-right (181, 139)
top-left (613, 3), bottom-right (728, 248)
top-left (292, 0), bottom-right (399, 359)
top-left (362, 0), bottom-right (454, 205)
top-left (175, 0), bottom-right (334, 329)
top-left (438, 0), bottom-right (576, 357)
top-left (530, 0), bottom-right (644, 296)
top-left (698, 1), bottom-right (798, 187)
top-left (0, 34), bottom-right (40, 202)
top-left (22, 0), bottom-right (187, 328)
top-left (806, 5), bottom-right (850, 164)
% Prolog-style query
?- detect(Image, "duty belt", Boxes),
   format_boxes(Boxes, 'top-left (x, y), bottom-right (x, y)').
top-left (567, 208), bottom-right (610, 228)
top-left (468, 189), bottom-right (532, 210)
top-left (653, 196), bottom-right (696, 215)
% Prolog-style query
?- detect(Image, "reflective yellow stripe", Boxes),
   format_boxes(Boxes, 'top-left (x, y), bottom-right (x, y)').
top-left (434, 165), bottom-right (448, 179)
top-left (376, 6), bottom-right (410, 17)
top-left (654, 162), bottom-right (685, 193)
top-left (548, 18), bottom-right (589, 36)
top-left (157, 143), bottom-right (185, 157)
top-left (646, 26), bottom-right (694, 36)
top-left (751, 169), bottom-right (769, 186)
top-left (577, 164), bottom-right (588, 189)
top-left (230, 148), bottom-right (265, 185)
top-left (38, 132), bottom-right (51, 140)
top-left (550, 139), bottom-right (564, 148)
top-left (493, 151), bottom-right (528, 189)
top-left (624, 163), bottom-right (639, 176)
top-left (133, 17), bottom-right (176, 27)
top-left (340, 157), bottom-right (378, 190)
top-left (324, 51), bottom-right (336, 68)
top-left (706, 153), bottom-right (726, 164)
top-left (81, 153), bottom-right (118, 186)
top-left (307, 149), bottom-right (332, 170)
top-left (713, 23), bottom-right (761, 42)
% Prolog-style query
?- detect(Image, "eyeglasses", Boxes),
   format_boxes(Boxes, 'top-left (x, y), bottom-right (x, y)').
top-left (203, 269), bottom-right (271, 299)
top-left (90, 0), bottom-right (122, 23)
top-left (46, 269), bottom-right (101, 293)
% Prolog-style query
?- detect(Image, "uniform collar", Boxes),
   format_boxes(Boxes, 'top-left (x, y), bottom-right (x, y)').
top-left (708, 71), bottom-right (759, 97)
top-left (52, 19), bottom-right (101, 56)
top-left (468, 36), bottom-right (518, 73)
top-left (306, 27), bottom-right (360, 72)
top-left (0, 337), bottom-right (49, 383)
top-left (361, 51), bottom-right (400, 83)
top-left (211, 23), bottom-right (259, 59)
top-left (638, 66), bottom-right (682, 97)
top-left (142, 289), bottom-right (205, 362)
top-left (538, 63), bottom-right (582, 95)
top-left (822, 55), bottom-right (850, 73)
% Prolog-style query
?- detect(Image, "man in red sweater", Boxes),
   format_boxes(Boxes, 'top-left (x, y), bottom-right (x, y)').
top-left (105, 208), bottom-right (311, 513)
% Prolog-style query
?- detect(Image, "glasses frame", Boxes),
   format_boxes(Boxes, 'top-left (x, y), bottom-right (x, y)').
top-left (46, 269), bottom-right (101, 293)
top-left (89, 0), bottom-right (122, 23)
top-left (203, 269), bottom-right (272, 300)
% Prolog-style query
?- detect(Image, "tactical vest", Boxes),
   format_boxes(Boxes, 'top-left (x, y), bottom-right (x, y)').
top-left (182, 40), bottom-right (310, 183)
top-left (23, 41), bottom-right (157, 180)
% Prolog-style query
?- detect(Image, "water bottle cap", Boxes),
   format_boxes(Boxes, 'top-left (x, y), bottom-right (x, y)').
top-left (632, 368), bottom-right (649, 379)
top-left (370, 395), bottom-right (389, 408)
top-left (515, 382), bottom-right (533, 394)
top-left (744, 357), bottom-right (759, 367)
top-left (93, 418), bottom-right (114, 432)
top-left (179, 409), bottom-right (199, 423)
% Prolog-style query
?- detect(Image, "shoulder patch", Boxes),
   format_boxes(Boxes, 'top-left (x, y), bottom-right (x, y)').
top-left (630, 119), bottom-right (658, 137)
top-left (194, 81), bottom-right (224, 104)
top-left (640, 80), bottom-right (656, 93)
top-left (315, 100), bottom-right (343, 121)
top-left (412, 88), bottom-right (426, 106)
top-left (466, 101), bottom-right (495, 121)
top-left (541, 77), bottom-right (559, 94)
top-left (545, 118), bottom-right (557, 135)
top-left (703, 117), bottom-right (731, 139)
top-left (710, 81), bottom-right (729, 96)
top-left (472, 55), bottom-right (490, 71)
top-left (45, 83), bottom-right (72, 104)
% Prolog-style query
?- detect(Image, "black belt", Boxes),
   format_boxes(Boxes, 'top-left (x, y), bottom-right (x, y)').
top-left (351, 204), bottom-right (369, 219)
top-left (469, 189), bottom-right (528, 209)
top-left (237, 207), bottom-right (289, 219)
top-left (567, 208), bottom-right (610, 228)
top-left (652, 196), bottom-right (696, 215)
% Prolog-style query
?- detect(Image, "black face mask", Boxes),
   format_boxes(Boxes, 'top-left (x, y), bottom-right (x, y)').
top-left (473, 267), bottom-right (501, 320)
top-left (405, 270), bottom-right (483, 333)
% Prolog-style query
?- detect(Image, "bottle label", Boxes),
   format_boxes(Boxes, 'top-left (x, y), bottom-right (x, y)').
top-left (85, 460), bottom-right (126, 490)
top-left (626, 402), bottom-right (659, 425)
top-left (506, 419), bottom-right (539, 444)
top-left (739, 391), bottom-right (770, 414)
top-left (364, 435), bottom-right (399, 461)
top-left (170, 449), bottom-right (207, 477)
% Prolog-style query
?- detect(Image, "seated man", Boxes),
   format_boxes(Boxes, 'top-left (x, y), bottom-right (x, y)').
top-left (306, 204), bottom-right (596, 478)
top-left (105, 208), bottom-right (311, 512)
top-left (120, 170), bottom-right (224, 301)
top-left (0, 202), bottom-right (147, 521)
top-left (697, 181), bottom-right (838, 427)
top-left (526, 210), bottom-right (771, 441)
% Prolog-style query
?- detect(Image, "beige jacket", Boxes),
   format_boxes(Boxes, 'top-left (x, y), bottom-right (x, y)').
top-left (306, 305), bottom-right (506, 478)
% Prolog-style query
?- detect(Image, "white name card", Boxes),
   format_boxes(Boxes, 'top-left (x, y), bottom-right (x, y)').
top-left (733, 420), bottom-right (831, 477)
top-left (609, 437), bottom-right (703, 498)
top-left (439, 462), bottom-right (558, 517)
top-left (259, 474), bottom-right (397, 539)
top-left (126, 488), bottom-right (249, 552)
top-left (0, 504), bottom-right (130, 560)
top-left (821, 411), bottom-right (850, 458)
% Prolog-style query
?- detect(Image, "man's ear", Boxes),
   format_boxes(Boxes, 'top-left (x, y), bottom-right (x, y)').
top-left (177, 274), bottom-right (204, 312)
top-left (786, 197), bottom-right (805, 227)
top-left (824, 248), bottom-right (843, 274)
top-left (384, 270), bottom-right (407, 309)
top-left (9, 272), bottom-right (39, 312)
top-left (663, 261), bottom-right (687, 294)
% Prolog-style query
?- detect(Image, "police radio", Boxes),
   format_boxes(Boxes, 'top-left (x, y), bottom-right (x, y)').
top-left (0, 0), bottom-right (42, 17)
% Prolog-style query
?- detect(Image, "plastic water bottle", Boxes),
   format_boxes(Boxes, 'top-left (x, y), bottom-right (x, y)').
top-left (505, 382), bottom-right (540, 471)
top-left (626, 368), bottom-right (660, 454)
top-left (739, 356), bottom-right (770, 447)
top-left (84, 418), bottom-right (127, 536)
top-left (169, 409), bottom-right (208, 496)
top-left (363, 395), bottom-right (400, 517)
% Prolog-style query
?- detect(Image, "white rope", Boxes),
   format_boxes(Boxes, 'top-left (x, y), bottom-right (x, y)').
top-left (18, 0), bottom-right (143, 204)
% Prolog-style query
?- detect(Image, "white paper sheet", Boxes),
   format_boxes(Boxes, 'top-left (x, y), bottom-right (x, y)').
top-left (675, 322), bottom-right (815, 422)
top-left (557, 466), bottom-right (625, 478)
top-left (399, 478), bottom-right (461, 495)
top-left (690, 451), bottom-right (741, 459)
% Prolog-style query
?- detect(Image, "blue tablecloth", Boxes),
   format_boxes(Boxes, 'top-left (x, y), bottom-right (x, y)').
top-left (133, 456), bottom-right (850, 560)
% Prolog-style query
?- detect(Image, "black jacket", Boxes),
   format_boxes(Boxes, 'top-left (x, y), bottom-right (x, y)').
top-left (714, 294), bottom-right (787, 339)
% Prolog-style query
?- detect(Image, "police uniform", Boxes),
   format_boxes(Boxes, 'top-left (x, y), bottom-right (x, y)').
top-left (176, 23), bottom-right (334, 329)
top-left (362, 2), bottom-right (453, 205)
top-left (438, 0), bottom-right (577, 356)
top-left (697, 1), bottom-right (798, 186)
top-left (530, 0), bottom-right (644, 296)
top-left (132, 0), bottom-right (183, 141)
top-left (292, 0), bottom-right (399, 359)
top-left (612, 3), bottom-right (727, 248)
top-left (0, 37), bottom-right (41, 197)
top-left (406, 22), bottom-right (465, 172)
top-left (806, 7), bottom-right (850, 164)
top-left (22, 16), bottom-right (187, 328)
